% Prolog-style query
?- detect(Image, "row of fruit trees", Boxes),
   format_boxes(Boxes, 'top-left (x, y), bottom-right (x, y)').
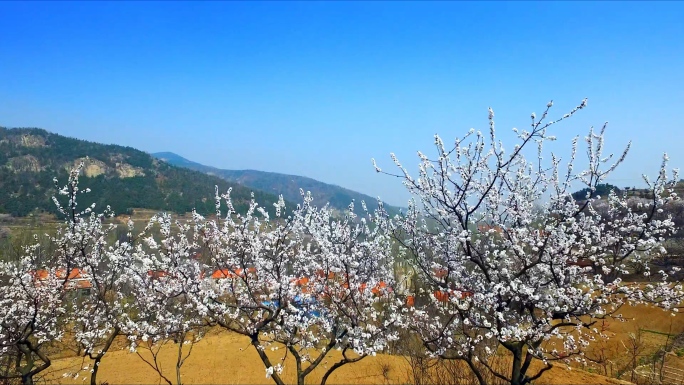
top-left (2, 100), bottom-right (683, 385)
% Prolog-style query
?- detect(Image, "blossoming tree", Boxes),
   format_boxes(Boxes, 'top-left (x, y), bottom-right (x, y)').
top-left (125, 212), bottom-right (208, 385)
top-left (192, 189), bottom-right (402, 385)
top-left (64, 178), bottom-right (137, 385)
top-left (5, 98), bottom-right (682, 385)
top-left (374, 100), bottom-right (684, 385)
top-left (0, 245), bottom-right (66, 385)
top-left (0, 166), bottom-right (106, 385)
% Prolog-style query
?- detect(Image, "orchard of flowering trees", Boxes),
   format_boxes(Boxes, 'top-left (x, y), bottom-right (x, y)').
top-left (0, 166), bottom-right (402, 385)
top-left (1, 100), bottom-right (683, 385)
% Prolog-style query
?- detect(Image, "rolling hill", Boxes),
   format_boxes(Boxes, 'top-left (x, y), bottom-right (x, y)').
top-left (0, 127), bottom-right (285, 217)
top-left (152, 151), bottom-right (404, 216)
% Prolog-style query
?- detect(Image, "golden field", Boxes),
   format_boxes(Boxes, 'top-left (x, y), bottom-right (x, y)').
top-left (43, 329), bottom-right (631, 385)
top-left (39, 303), bottom-right (684, 385)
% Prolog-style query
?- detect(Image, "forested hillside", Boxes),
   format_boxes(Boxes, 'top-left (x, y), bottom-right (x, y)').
top-left (0, 127), bottom-right (284, 217)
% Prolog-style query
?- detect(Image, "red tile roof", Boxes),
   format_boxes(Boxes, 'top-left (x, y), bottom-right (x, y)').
top-left (31, 268), bottom-right (93, 290)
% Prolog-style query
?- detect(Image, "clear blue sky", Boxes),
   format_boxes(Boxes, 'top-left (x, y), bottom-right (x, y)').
top-left (1, 1), bottom-right (683, 206)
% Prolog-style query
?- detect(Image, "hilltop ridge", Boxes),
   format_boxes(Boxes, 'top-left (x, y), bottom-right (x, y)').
top-left (153, 151), bottom-right (404, 216)
top-left (0, 127), bottom-right (285, 217)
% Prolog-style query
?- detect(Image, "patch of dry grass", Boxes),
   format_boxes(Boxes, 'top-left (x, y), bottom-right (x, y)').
top-left (36, 304), bottom-right (684, 384)
top-left (44, 330), bottom-right (631, 385)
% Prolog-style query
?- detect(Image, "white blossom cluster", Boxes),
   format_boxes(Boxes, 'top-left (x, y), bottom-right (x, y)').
top-left (188, 189), bottom-right (402, 385)
top-left (0, 165), bottom-right (402, 385)
top-left (1, 100), bottom-right (682, 385)
top-left (374, 99), bottom-right (684, 385)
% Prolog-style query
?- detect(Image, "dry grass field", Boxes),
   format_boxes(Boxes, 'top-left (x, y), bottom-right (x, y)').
top-left (40, 305), bottom-right (683, 385)
top-left (43, 329), bottom-right (632, 385)
top-left (6, 284), bottom-right (675, 385)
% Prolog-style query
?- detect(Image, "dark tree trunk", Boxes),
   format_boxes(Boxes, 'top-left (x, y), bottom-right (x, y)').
top-left (509, 344), bottom-right (525, 385)
top-left (90, 327), bottom-right (120, 385)
top-left (90, 359), bottom-right (101, 385)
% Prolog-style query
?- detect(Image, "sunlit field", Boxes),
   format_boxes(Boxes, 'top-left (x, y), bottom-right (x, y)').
top-left (31, 303), bottom-right (681, 385)
top-left (44, 329), bottom-right (633, 385)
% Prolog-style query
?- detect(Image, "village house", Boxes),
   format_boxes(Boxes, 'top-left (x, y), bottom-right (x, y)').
top-left (32, 267), bottom-right (93, 298)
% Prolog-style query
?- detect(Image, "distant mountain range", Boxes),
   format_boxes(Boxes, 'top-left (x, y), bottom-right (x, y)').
top-left (0, 127), bottom-right (285, 217)
top-left (152, 152), bottom-right (404, 216)
top-left (4, 126), bottom-right (676, 221)
top-left (0, 126), bottom-right (401, 219)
